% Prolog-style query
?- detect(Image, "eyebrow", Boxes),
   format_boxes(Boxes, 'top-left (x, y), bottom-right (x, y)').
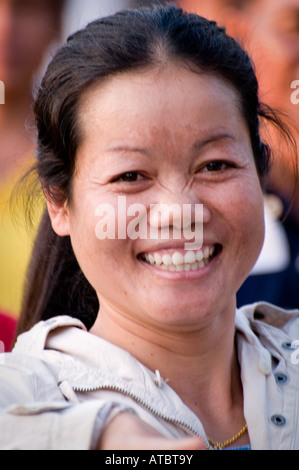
top-left (191, 133), bottom-right (235, 153)
top-left (106, 145), bottom-right (152, 158)
top-left (106, 132), bottom-right (235, 158)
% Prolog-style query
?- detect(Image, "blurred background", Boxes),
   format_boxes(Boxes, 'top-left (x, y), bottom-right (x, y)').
top-left (0, 0), bottom-right (298, 350)
top-left (63, 0), bottom-right (173, 40)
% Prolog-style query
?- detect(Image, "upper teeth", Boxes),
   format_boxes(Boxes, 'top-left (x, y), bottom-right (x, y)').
top-left (143, 247), bottom-right (215, 271)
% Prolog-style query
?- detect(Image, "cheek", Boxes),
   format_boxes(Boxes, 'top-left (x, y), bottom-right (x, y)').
top-left (210, 179), bottom-right (265, 294)
top-left (214, 178), bottom-right (265, 253)
top-left (68, 198), bottom-right (131, 290)
top-left (67, 201), bottom-right (102, 280)
top-left (231, 182), bottom-right (265, 268)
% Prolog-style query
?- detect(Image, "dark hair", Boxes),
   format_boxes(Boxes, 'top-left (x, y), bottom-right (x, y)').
top-left (16, 4), bottom-right (292, 335)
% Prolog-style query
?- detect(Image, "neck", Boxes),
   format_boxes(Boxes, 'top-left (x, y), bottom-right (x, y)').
top-left (91, 300), bottom-right (241, 426)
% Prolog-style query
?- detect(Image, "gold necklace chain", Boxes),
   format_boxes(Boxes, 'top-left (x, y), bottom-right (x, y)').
top-left (207, 424), bottom-right (248, 450)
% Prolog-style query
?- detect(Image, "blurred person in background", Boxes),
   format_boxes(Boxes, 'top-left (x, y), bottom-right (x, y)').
top-left (179, 0), bottom-right (299, 310)
top-left (0, 0), bottom-right (65, 341)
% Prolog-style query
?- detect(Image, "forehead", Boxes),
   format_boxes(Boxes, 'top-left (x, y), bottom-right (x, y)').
top-left (77, 64), bottom-right (243, 143)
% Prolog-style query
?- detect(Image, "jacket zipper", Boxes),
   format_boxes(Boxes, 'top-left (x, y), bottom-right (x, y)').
top-left (72, 383), bottom-right (211, 449)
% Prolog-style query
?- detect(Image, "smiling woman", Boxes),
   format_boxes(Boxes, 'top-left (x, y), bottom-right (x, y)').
top-left (0, 4), bottom-right (299, 451)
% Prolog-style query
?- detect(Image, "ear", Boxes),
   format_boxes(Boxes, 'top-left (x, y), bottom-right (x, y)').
top-left (46, 198), bottom-right (70, 237)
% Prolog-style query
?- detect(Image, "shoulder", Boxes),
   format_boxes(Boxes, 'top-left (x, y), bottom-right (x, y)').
top-left (0, 317), bottom-right (86, 407)
top-left (236, 302), bottom-right (299, 360)
top-left (13, 316), bottom-right (86, 356)
top-left (238, 301), bottom-right (299, 335)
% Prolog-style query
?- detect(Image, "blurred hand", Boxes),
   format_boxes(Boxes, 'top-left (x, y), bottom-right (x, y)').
top-left (99, 411), bottom-right (206, 450)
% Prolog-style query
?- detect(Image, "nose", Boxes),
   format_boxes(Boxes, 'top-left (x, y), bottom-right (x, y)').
top-left (148, 184), bottom-right (211, 249)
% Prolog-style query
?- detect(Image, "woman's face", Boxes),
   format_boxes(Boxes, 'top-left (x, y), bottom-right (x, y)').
top-left (51, 65), bottom-right (265, 331)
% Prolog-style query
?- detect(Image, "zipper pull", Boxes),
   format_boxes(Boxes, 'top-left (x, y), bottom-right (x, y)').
top-left (59, 381), bottom-right (79, 403)
top-left (154, 370), bottom-right (169, 388)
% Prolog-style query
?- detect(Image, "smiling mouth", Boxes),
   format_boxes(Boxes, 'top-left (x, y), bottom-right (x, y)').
top-left (139, 245), bottom-right (221, 272)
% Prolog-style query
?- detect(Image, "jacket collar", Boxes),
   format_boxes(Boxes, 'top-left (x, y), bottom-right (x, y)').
top-left (13, 303), bottom-right (298, 446)
top-left (14, 315), bottom-right (209, 439)
top-left (14, 302), bottom-right (297, 379)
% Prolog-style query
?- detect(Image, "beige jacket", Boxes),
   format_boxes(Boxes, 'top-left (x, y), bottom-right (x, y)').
top-left (0, 302), bottom-right (299, 450)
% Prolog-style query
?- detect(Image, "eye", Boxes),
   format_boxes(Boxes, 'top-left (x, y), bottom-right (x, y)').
top-left (112, 171), bottom-right (142, 183)
top-left (205, 161), bottom-right (229, 172)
